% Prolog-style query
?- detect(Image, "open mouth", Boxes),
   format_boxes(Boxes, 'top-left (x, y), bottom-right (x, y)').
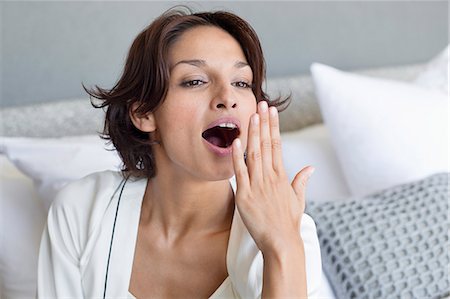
top-left (202, 124), bottom-right (240, 148)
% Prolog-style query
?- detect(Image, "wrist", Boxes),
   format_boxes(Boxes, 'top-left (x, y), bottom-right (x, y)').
top-left (261, 237), bottom-right (308, 298)
top-left (261, 234), bottom-right (305, 261)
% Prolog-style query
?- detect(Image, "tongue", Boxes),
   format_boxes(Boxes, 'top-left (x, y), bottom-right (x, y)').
top-left (207, 136), bottom-right (224, 147)
top-left (203, 126), bottom-right (239, 148)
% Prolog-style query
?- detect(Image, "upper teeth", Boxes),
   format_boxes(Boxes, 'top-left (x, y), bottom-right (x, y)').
top-left (217, 122), bottom-right (237, 129)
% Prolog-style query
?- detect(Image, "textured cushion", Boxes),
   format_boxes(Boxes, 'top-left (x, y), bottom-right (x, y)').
top-left (311, 63), bottom-right (449, 197)
top-left (0, 98), bottom-right (104, 138)
top-left (267, 74), bottom-right (322, 132)
top-left (306, 173), bottom-right (450, 299)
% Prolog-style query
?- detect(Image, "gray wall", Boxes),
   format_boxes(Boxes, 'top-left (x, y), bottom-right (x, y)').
top-left (1, 1), bottom-right (448, 107)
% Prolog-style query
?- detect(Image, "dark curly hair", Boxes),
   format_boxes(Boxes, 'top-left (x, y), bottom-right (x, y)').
top-left (84, 7), bottom-right (289, 178)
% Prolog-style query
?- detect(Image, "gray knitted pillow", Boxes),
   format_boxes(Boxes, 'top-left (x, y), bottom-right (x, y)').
top-left (306, 173), bottom-right (449, 299)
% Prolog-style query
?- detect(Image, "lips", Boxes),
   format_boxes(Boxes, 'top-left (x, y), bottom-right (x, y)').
top-left (202, 117), bottom-right (241, 155)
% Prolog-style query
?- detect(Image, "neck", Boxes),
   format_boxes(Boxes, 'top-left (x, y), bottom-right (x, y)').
top-left (140, 169), bottom-right (235, 244)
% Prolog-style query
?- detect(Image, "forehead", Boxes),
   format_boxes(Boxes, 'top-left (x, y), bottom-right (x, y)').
top-left (168, 25), bottom-right (247, 65)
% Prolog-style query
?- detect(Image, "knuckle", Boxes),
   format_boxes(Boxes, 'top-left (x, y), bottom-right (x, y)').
top-left (238, 189), bottom-right (250, 199)
top-left (235, 167), bottom-right (246, 178)
top-left (249, 150), bottom-right (262, 161)
top-left (271, 138), bottom-right (282, 150)
top-left (239, 193), bottom-right (254, 206)
top-left (270, 119), bottom-right (279, 129)
top-left (260, 115), bottom-right (269, 124)
top-left (300, 177), bottom-right (308, 188)
top-left (261, 140), bottom-right (272, 150)
top-left (266, 173), bottom-right (278, 185)
top-left (250, 127), bottom-right (259, 136)
top-left (275, 169), bottom-right (287, 179)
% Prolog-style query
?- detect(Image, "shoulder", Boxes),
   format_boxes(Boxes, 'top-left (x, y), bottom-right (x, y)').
top-left (45, 171), bottom-right (125, 254)
top-left (50, 170), bottom-right (124, 213)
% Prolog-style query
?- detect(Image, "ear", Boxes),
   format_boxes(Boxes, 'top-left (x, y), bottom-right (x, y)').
top-left (129, 102), bottom-right (157, 132)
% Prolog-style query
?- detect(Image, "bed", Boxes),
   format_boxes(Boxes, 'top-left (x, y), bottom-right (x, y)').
top-left (0, 45), bottom-right (448, 299)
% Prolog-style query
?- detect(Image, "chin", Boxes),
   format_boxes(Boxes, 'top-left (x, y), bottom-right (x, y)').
top-left (213, 171), bottom-right (235, 182)
top-left (202, 165), bottom-right (235, 182)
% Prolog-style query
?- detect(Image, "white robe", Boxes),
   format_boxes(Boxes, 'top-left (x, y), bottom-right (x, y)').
top-left (38, 171), bottom-right (322, 298)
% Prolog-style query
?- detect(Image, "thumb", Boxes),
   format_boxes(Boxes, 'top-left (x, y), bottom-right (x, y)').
top-left (291, 166), bottom-right (315, 197)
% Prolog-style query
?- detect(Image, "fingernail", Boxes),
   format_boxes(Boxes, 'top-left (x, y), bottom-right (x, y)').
top-left (307, 167), bottom-right (315, 178)
top-left (269, 106), bottom-right (278, 117)
top-left (234, 138), bottom-right (241, 149)
top-left (252, 114), bottom-right (259, 126)
top-left (260, 101), bottom-right (268, 112)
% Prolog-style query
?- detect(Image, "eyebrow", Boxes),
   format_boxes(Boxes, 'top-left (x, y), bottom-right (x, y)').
top-left (172, 59), bottom-right (206, 69)
top-left (171, 59), bottom-right (250, 70)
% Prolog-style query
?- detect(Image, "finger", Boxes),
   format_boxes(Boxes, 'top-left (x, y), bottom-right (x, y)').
top-left (269, 106), bottom-right (284, 173)
top-left (232, 138), bottom-right (250, 190)
top-left (258, 101), bottom-right (273, 176)
top-left (246, 113), bottom-right (263, 185)
top-left (291, 166), bottom-right (315, 200)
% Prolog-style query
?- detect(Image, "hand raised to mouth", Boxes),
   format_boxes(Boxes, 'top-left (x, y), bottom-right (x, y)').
top-left (231, 100), bottom-right (314, 297)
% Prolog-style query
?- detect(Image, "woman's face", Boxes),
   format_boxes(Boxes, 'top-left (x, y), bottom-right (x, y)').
top-left (152, 25), bottom-right (257, 181)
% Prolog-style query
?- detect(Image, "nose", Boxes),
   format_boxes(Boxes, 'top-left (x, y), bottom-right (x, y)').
top-left (211, 83), bottom-right (237, 110)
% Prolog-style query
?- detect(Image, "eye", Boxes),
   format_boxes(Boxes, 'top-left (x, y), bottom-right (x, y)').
top-left (232, 81), bottom-right (252, 89)
top-left (181, 79), bottom-right (207, 88)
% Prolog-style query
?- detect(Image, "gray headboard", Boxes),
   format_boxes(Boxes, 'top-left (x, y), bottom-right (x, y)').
top-left (1, 1), bottom-right (447, 108)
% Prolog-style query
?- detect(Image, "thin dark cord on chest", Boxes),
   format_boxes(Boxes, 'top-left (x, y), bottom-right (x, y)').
top-left (103, 177), bottom-right (129, 299)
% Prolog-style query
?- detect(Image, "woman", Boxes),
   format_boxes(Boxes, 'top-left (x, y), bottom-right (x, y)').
top-left (38, 8), bottom-right (322, 298)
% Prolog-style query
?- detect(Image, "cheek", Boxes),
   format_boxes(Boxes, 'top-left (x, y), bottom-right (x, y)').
top-left (158, 100), bottom-right (197, 126)
top-left (239, 94), bottom-right (257, 120)
top-left (246, 97), bottom-right (257, 119)
top-left (240, 101), bottom-right (257, 145)
top-left (157, 104), bottom-right (201, 142)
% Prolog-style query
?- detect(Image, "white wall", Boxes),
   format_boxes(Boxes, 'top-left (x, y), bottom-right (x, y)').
top-left (1, 1), bottom-right (448, 107)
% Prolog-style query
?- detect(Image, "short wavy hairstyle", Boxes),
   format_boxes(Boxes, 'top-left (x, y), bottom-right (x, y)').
top-left (84, 7), bottom-right (289, 178)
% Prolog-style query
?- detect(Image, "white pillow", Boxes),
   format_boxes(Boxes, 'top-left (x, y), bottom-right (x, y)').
top-left (0, 156), bottom-right (46, 299)
top-left (0, 135), bottom-right (121, 299)
top-left (0, 151), bottom-right (25, 179)
top-left (311, 63), bottom-right (449, 196)
top-left (414, 44), bottom-right (448, 95)
top-left (281, 124), bottom-right (351, 202)
top-left (0, 135), bottom-right (122, 211)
